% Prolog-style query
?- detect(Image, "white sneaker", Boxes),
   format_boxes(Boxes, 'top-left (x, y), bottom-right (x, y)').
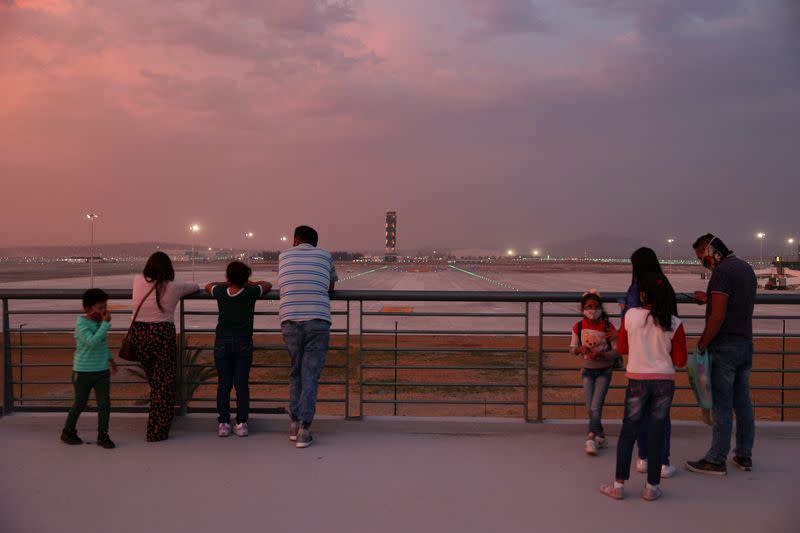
top-left (585, 438), bottom-right (598, 456)
top-left (289, 420), bottom-right (300, 442)
top-left (636, 459), bottom-right (647, 473)
top-left (661, 464), bottom-right (677, 478)
top-left (218, 423), bottom-right (231, 437)
top-left (234, 422), bottom-right (248, 437)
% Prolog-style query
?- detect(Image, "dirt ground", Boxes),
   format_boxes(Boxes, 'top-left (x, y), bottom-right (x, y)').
top-left (2, 332), bottom-right (797, 421)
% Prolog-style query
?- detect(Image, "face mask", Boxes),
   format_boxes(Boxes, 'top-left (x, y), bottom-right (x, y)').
top-left (583, 309), bottom-right (601, 320)
top-left (701, 244), bottom-right (717, 270)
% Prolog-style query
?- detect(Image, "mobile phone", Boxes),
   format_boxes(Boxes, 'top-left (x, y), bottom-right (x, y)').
top-left (680, 293), bottom-right (703, 304)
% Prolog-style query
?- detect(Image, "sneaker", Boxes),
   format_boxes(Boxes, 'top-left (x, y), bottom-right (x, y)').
top-left (642, 485), bottom-right (663, 501)
top-left (635, 459), bottom-right (647, 474)
top-left (234, 422), bottom-right (248, 437)
top-left (96, 432), bottom-right (116, 449)
top-left (599, 484), bottom-right (624, 500)
top-left (289, 420), bottom-right (300, 442)
top-left (594, 435), bottom-right (608, 449)
top-left (218, 423), bottom-right (231, 437)
top-left (295, 428), bottom-right (313, 449)
top-left (732, 456), bottom-right (752, 471)
top-left (686, 459), bottom-right (727, 476)
top-left (661, 464), bottom-right (677, 478)
top-left (61, 428), bottom-right (83, 445)
top-left (584, 438), bottom-right (598, 456)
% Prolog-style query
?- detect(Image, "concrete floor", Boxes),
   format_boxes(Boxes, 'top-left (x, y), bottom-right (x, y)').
top-left (1, 414), bottom-right (798, 533)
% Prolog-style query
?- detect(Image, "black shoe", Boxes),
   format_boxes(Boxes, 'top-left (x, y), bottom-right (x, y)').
top-left (732, 456), bottom-right (752, 471)
top-left (61, 428), bottom-right (83, 445)
top-left (97, 432), bottom-right (116, 449)
top-left (686, 459), bottom-right (727, 476)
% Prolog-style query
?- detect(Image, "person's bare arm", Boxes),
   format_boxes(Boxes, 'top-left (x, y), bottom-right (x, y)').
top-left (205, 282), bottom-right (227, 295)
top-left (697, 292), bottom-right (729, 351)
top-left (249, 281), bottom-right (272, 295)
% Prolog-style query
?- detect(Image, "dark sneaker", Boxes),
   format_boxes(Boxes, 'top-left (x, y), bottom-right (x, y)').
top-left (686, 459), bottom-right (727, 476)
top-left (97, 432), bottom-right (116, 449)
top-left (295, 428), bottom-right (313, 449)
top-left (732, 456), bottom-right (752, 471)
top-left (289, 420), bottom-right (300, 442)
top-left (61, 428), bottom-right (83, 445)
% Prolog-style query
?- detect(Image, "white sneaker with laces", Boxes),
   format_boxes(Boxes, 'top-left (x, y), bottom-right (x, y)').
top-left (585, 438), bottom-right (598, 456)
top-left (636, 459), bottom-right (647, 473)
top-left (234, 422), bottom-right (248, 437)
top-left (218, 423), bottom-right (231, 437)
top-left (661, 464), bottom-right (677, 478)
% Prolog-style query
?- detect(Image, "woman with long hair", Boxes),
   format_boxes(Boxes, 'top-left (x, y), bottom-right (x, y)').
top-left (622, 247), bottom-right (678, 478)
top-left (130, 252), bottom-right (199, 441)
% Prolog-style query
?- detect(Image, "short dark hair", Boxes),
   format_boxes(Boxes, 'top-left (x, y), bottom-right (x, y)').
top-left (226, 261), bottom-right (252, 287)
top-left (294, 225), bottom-right (319, 246)
top-left (693, 233), bottom-right (733, 257)
top-left (692, 233), bottom-right (715, 250)
top-left (82, 288), bottom-right (109, 309)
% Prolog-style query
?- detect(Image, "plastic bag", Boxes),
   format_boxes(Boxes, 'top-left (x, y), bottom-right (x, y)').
top-left (687, 347), bottom-right (713, 409)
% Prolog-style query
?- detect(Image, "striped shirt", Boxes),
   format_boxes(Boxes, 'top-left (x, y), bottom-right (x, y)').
top-left (73, 317), bottom-right (112, 372)
top-left (278, 244), bottom-right (338, 323)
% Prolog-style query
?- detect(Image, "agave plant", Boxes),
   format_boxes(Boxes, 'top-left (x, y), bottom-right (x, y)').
top-left (126, 347), bottom-right (217, 406)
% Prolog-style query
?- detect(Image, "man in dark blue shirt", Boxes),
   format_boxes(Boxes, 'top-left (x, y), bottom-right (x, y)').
top-left (686, 234), bottom-right (757, 476)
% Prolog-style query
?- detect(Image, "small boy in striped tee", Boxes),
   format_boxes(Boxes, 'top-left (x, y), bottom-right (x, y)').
top-left (61, 288), bottom-right (118, 449)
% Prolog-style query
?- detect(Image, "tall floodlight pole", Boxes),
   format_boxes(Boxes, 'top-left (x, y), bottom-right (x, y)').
top-left (667, 238), bottom-right (675, 274)
top-left (189, 224), bottom-right (201, 281)
top-left (757, 232), bottom-right (766, 265)
top-left (85, 213), bottom-right (99, 287)
top-left (787, 238), bottom-right (795, 261)
top-left (244, 232), bottom-right (254, 259)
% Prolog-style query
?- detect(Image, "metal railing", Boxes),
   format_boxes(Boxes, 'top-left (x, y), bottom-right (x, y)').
top-left (2, 289), bottom-right (799, 421)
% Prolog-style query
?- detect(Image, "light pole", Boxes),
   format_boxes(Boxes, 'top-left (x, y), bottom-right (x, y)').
top-left (189, 224), bottom-right (200, 281)
top-left (667, 238), bottom-right (675, 274)
top-left (787, 238), bottom-right (795, 261)
top-left (244, 232), bottom-right (254, 259)
top-left (85, 213), bottom-right (99, 287)
top-left (757, 232), bottom-right (766, 265)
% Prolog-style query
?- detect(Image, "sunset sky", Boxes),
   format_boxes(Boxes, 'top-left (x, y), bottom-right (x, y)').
top-left (1, 1), bottom-right (798, 255)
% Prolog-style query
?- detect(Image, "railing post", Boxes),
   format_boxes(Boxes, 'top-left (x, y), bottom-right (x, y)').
top-left (523, 302), bottom-right (530, 422)
top-left (781, 319), bottom-right (786, 422)
top-left (178, 299), bottom-right (187, 416)
top-left (3, 299), bottom-right (13, 415)
top-left (536, 301), bottom-right (544, 422)
top-left (358, 300), bottom-right (364, 419)
top-left (344, 299), bottom-right (352, 420)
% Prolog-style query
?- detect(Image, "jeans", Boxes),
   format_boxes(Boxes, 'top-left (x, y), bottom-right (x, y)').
top-left (582, 367), bottom-right (612, 437)
top-left (637, 413), bottom-right (672, 466)
top-left (214, 336), bottom-right (254, 424)
top-left (282, 319), bottom-right (330, 428)
top-left (616, 379), bottom-right (675, 486)
top-left (705, 340), bottom-right (755, 463)
top-left (64, 370), bottom-right (111, 433)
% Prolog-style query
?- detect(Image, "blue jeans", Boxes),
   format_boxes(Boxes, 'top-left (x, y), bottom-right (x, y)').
top-left (705, 340), bottom-right (755, 463)
top-left (616, 379), bottom-right (675, 486)
top-left (582, 367), bottom-right (612, 437)
top-left (282, 320), bottom-right (331, 428)
top-left (637, 412), bottom-right (671, 466)
top-left (214, 336), bottom-right (253, 424)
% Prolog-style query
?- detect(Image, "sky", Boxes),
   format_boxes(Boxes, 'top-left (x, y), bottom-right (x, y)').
top-left (1, 0), bottom-right (799, 257)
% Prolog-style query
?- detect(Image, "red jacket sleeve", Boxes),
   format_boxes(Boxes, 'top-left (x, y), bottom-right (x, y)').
top-left (617, 319), bottom-right (629, 355)
top-left (671, 322), bottom-right (688, 368)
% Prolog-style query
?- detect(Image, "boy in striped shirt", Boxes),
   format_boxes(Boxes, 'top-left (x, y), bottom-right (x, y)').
top-left (279, 225), bottom-right (338, 448)
top-left (61, 289), bottom-right (117, 449)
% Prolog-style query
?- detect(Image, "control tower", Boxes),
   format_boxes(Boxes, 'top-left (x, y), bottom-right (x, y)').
top-left (385, 210), bottom-right (398, 262)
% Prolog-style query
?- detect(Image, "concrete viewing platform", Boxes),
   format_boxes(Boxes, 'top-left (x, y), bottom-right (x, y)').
top-left (1, 415), bottom-right (799, 533)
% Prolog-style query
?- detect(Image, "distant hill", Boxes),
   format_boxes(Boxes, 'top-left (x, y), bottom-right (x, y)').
top-left (0, 242), bottom-right (191, 258)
